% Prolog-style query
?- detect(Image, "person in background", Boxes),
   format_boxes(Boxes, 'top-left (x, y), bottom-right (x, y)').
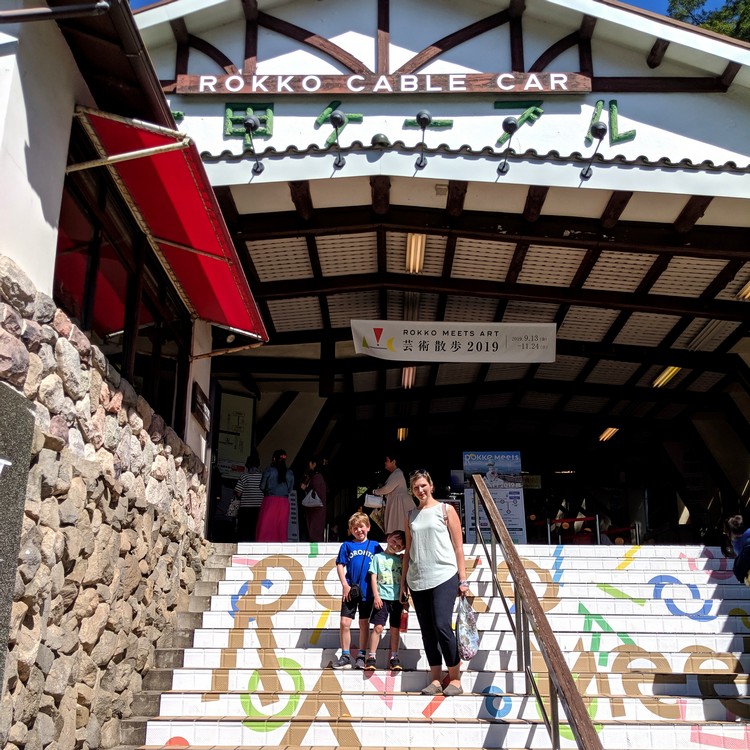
top-left (401, 469), bottom-right (468, 697)
top-left (727, 514), bottom-right (750, 585)
top-left (371, 452), bottom-right (414, 535)
top-left (256, 449), bottom-right (294, 543)
top-left (300, 454), bottom-right (328, 542)
top-left (234, 450), bottom-right (263, 542)
top-left (598, 514), bottom-right (614, 545)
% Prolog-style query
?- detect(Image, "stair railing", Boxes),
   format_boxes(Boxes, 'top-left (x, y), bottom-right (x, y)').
top-left (470, 474), bottom-right (603, 750)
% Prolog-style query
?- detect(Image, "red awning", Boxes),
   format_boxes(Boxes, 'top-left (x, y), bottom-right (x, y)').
top-left (73, 107), bottom-right (268, 342)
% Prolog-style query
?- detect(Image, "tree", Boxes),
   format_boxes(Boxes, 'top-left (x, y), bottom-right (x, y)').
top-left (667, 0), bottom-right (750, 42)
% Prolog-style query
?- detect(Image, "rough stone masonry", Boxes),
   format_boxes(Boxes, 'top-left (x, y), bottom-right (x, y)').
top-left (0, 254), bottom-right (211, 750)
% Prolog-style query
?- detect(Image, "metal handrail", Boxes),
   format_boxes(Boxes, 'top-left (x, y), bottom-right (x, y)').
top-left (470, 474), bottom-right (603, 750)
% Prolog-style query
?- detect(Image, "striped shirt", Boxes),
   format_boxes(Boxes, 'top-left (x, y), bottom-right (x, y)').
top-left (234, 469), bottom-right (263, 508)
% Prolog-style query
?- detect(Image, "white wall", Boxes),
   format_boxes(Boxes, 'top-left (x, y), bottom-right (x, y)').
top-left (0, 17), bottom-right (91, 294)
top-left (185, 319), bottom-right (213, 462)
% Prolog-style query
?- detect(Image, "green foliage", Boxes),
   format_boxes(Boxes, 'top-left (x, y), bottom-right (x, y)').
top-left (667, 0), bottom-right (750, 42)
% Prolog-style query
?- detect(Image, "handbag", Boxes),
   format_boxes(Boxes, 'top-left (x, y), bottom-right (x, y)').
top-left (369, 505), bottom-right (385, 531)
top-left (302, 489), bottom-right (323, 508)
top-left (364, 493), bottom-right (383, 508)
top-left (456, 596), bottom-right (479, 660)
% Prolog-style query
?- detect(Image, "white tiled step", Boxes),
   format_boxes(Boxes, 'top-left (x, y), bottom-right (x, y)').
top-left (169, 646), bottom-right (750, 674)
top-left (189, 626), bottom-right (750, 655)
top-left (143, 715), bottom-right (750, 749)
top-left (212, 578), bottom-right (746, 599)
top-left (163, 668), bottom-right (750, 697)
top-left (198, 609), bottom-right (750, 633)
top-left (154, 690), bottom-right (749, 721)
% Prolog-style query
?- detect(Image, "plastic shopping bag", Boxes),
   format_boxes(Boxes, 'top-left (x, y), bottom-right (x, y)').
top-left (456, 596), bottom-right (479, 660)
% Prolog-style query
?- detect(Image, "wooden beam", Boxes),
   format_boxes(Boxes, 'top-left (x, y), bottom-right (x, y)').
top-left (509, 14), bottom-right (525, 72)
top-left (258, 11), bottom-right (372, 74)
top-left (674, 195), bottom-right (713, 234)
top-left (395, 11), bottom-right (509, 75)
top-left (446, 180), bottom-right (468, 218)
top-left (377, 0), bottom-right (389, 75)
top-left (647, 38), bottom-right (669, 69)
top-left (289, 180), bottom-right (314, 221)
top-left (370, 175), bottom-right (390, 215)
top-left (720, 61), bottom-right (742, 89)
top-left (523, 186), bottom-right (548, 223)
top-left (578, 16), bottom-right (596, 77)
top-left (600, 191), bottom-right (633, 229)
top-left (188, 35), bottom-right (239, 75)
top-left (240, 0), bottom-right (259, 74)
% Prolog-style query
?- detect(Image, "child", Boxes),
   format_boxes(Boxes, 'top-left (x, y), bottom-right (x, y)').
top-left (365, 529), bottom-right (406, 671)
top-left (727, 514), bottom-right (750, 585)
top-left (331, 512), bottom-right (383, 669)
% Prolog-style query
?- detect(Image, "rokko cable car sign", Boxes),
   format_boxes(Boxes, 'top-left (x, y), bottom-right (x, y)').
top-left (177, 72), bottom-right (591, 96)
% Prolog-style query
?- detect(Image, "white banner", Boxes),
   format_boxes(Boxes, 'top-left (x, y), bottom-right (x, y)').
top-left (351, 320), bottom-right (555, 362)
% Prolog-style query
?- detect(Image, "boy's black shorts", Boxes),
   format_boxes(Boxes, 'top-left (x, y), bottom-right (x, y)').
top-left (369, 599), bottom-right (403, 628)
top-left (340, 597), bottom-right (374, 620)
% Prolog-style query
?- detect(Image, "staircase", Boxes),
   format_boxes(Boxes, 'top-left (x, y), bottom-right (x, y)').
top-left (128, 541), bottom-right (750, 750)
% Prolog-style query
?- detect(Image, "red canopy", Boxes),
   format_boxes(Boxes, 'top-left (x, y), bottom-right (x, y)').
top-left (75, 108), bottom-right (268, 342)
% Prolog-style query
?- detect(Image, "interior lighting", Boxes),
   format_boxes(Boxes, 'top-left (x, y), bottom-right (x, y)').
top-left (652, 365), bottom-right (681, 388)
top-left (598, 427), bottom-right (619, 442)
top-left (401, 366), bottom-right (416, 389)
top-left (397, 427), bottom-right (409, 442)
top-left (406, 233), bottom-right (426, 274)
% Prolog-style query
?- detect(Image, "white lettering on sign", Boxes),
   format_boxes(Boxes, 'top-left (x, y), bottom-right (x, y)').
top-left (277, 75), bottom-right (294, 92)
top-left (225, 75), bottom-right (245, 93)
top-left (252, 75), bottom-right (269, 92)
top-left (199, 76), bottom-right (218, 92)
top-left (347, 74), bottom-right (365, 92)
top-left (301, 75), bottom-right (322, 92)
top-left (525, 74), bottom-right (543, 91)
top-left (424, 74), bottom-right (441, 92)
top-left (400, 75), bottom-right (419, 92)
top-left (550, 73), bottom-right (568, 90)
top-left (0, 458), bottom-right (12, 478)
top-left (449, 74), bottom-right (466, 91)
top-left (373, 75), bottom-right (392, 93)
top-left (497, 74), bottom-right (515, 91)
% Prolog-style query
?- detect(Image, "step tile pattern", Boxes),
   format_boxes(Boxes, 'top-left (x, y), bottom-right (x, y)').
top-left (140, 543), bottom-right (750, 749)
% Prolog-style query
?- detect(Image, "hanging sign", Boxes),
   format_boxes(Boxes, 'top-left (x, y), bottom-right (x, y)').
top-left (351, 320), bottom-right (556, 363)
top-left (177, 72), bottom-right (591, 96)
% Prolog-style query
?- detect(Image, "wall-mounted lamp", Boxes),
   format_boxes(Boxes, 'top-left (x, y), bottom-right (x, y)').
top-left (497, 117), bottom-right (518, 175)
top-left (401, 366), bottom-right (416, 389)
top-left (406, 233), bottom-right (426, 274)
top-left (371, 133), bottom-right (391, 147)
top-left (598, 427), bottom-right (619, 442)
top-left (329, 109), bottom-right (346, 169)
top-left (580, 121), bottom-right (607, 181)
top-left (652, 365), bottom-right (681, 388)
top-left (414, 109), bottom-right (432, 170)
top-left (397, 427), bottom-right (409, 442)
top-left (243, 116), bottom-right (264, 175)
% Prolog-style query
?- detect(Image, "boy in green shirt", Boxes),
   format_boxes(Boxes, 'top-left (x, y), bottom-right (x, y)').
top-left (365, 529), bottom-right (406, 671)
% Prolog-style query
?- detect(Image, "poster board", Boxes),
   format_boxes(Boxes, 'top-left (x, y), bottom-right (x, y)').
top-left (463, 451), bottom-right (527, 544)
top-left (217, 392), bottom-right (254, 479)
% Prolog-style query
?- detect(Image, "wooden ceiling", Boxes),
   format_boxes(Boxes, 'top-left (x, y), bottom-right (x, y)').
top-left (212, 174), bottom-right (750, 472)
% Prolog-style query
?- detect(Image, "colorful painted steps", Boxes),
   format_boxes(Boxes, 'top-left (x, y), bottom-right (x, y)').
top-left (130, 543), bottom-right (750, 750)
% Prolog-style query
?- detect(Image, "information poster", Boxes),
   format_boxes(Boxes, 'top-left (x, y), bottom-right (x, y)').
top-left (217, 393), bottom-right (254, 479)
top-left (288, 490), bottom-right (300, 542)
top-left (463, 451), bottom-right (527, 544)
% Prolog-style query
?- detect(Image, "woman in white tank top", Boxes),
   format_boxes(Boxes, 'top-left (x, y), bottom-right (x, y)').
top-left (400, 469), bottom-right (469, 696)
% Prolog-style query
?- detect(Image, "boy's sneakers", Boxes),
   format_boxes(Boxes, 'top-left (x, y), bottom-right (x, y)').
top-left (331, 654), bottom-right (352, 670)
top-left (354, 653), bottom-right (366, 670)
top-left (364, 656), bottom-right (377, 671)
top-left (389, 656), bottom-right (402, 671)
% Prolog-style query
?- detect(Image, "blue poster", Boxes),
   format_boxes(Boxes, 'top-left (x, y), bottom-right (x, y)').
top-left (463, 451), bottom-right (527, 544)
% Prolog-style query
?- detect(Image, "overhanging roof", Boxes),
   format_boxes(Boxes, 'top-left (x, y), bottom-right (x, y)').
top-left (73, 107), bottom-right (268, 341)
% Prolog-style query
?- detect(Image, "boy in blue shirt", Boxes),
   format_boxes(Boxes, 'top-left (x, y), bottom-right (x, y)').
top-left (365, 529), bottom-right (406, 671)
top-left (332, 512), bottom-right (383, 669)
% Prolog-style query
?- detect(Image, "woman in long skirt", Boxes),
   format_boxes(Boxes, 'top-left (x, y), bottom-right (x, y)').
top-left (256, 449), bottom-right (294, 542)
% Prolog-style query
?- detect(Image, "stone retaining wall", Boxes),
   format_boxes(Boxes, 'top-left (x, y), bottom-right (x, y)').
top-left (0, 255), bottom-right (211, 750)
